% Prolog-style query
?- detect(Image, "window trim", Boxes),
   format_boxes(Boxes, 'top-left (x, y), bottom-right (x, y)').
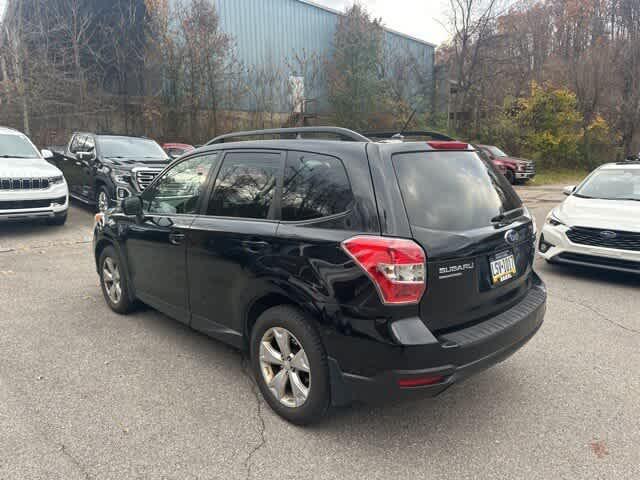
top-left (141, 152), bottom-right (219, 217)
top-left (279, 150), bottom-right (355, 224)
top-left (201, 149), bottom-right (285, 222)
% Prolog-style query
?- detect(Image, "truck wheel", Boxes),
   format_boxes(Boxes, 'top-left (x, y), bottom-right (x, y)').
top-left (251, 306), bottom-right (330, 425)
top-left (96, 185), bottom-right (112, 213)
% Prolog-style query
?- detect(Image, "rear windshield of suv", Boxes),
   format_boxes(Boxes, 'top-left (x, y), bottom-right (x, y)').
top-left (393, 151), bottom-right (522, 231)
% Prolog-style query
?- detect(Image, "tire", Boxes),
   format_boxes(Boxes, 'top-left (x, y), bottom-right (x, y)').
top-left (47, 212), bottom-right (67, 226)
top-left (505, 169), bottom-right (516, 185)
top-left (96, 185), bottom-right (113, 213)
top-left (250, 306), bottom-right (330, 425)
top-left (98, 246), bottom-right (135, 314)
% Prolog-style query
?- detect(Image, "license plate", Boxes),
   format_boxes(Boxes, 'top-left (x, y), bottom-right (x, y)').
top-left (490, 252), bottom-right (517, 284)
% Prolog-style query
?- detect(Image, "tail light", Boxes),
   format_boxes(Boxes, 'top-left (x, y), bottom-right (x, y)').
top-left (427, 141), bottom-right (469, 150)
top-left (342, 236), bottom-right (426, 305)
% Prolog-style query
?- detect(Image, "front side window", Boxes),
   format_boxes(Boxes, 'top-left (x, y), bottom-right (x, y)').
top-left (98, 136), bottom-right (167, 160)
top-left (0, 134), bottom-right (40, 159)
top-left (575, 169), bottom-right (640, 201)
top-left (207, 152), bottom-right (281, 219)
top-left (487, 146), bottom-right (508, 158)
top-left (143, 154), bottom-right (217, 215)
top-left (69, 135), bottom-right (83, 154)
top-left (281, 152), bottom-right (354, 221)
top-left (84, 136), bottom-right (95, 152)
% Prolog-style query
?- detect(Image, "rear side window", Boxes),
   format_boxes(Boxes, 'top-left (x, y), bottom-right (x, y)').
top-left (207, 152), bottom-right (281, 219)
top-left (281, 152), bottom-right (354, 221)
top-left (393, 151), bottom-right (522, 231)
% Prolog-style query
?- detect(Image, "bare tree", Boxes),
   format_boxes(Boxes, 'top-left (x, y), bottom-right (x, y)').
top-left (445, 0), bottom-right (500, 129)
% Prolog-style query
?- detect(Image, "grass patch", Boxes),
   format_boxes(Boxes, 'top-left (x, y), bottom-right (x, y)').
top-left (531, 168), bottom-right (591, 186)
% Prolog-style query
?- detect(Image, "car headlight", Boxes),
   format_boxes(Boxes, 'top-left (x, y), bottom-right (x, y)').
top-left (49, 175), bottom-right (65, 185)
top-left (546, 211), bottom-right (565, 227)
top-left (110, 168), bottom-right (131, 184)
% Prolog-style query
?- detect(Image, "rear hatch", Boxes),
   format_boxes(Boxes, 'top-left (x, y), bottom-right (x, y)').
top-left (392, 149), bottom-right (535, 333)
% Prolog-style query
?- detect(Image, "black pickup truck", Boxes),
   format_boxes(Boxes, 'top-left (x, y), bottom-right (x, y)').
top-left (50, 133), bottom-right (172, 212)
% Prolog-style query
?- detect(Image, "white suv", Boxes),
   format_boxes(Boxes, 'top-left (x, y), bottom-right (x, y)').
top-left (0, 127), bottom-right (69, 225)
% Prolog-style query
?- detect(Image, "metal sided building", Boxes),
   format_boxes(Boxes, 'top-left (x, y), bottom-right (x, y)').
top-left (173, 0), bottom-right (436, 114)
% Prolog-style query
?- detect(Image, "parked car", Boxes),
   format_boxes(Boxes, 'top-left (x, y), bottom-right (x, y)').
top-left (93, 127), bottom-right (546, 424)
top-left (539, 161), bottom-right (640, 273)
top-left (51, 133), bottom-right (171, 212)
top-left (0, 127), bottom-right (68, 225)
top-left (162, 142), bottom-right (195, 159)
top-left (477, 145), bottom-right (536, 184)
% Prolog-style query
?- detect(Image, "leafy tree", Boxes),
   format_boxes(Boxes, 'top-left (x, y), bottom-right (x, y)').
top-left (327, 3), bottom-right (387, 130)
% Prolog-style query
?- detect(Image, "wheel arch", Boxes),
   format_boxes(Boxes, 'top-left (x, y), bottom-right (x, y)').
top-left (244, 291), bottom-right (323, 347)
top-left (95, 237), bottom-right (136, 302)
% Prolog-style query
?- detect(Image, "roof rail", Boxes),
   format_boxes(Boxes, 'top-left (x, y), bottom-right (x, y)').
top-left (207, 127), bottom-right (370, 145)
top-left (361, 130), bottom-right (456, 142)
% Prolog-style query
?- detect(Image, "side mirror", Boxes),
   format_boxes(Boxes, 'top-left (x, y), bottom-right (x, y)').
top-left (122, 196), bottom-right (143, 217)
top-left (563, 185), bottom-right (576, 196)
top-left (77, 151), bottom-right (95, 161)
top-left (41, 149), bottom-right (54, 159)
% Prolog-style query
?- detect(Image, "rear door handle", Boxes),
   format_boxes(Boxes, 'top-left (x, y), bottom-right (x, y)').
top-left (169, 232), bottom-right (186, 245)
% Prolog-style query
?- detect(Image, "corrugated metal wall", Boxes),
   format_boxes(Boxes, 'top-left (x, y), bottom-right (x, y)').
top-left (213, 0), bottom-right (337, 70)
top-left (169, 0), bottom-right (435, 113)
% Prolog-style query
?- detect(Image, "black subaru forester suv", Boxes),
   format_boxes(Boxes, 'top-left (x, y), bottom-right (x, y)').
top-left (93, 127), bottom-right (546, 425)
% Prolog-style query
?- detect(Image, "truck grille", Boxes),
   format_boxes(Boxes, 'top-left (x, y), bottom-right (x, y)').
top-left (0, 197), bottom-right (66, 210)
top-left (0, 178), bottom-right (51, 190)
top-left (567, 227), bottom-right (640, 252)
top-left (522, 162), bottom-right (535, 174)
top-left (134, 169), bottom-right (162, 191)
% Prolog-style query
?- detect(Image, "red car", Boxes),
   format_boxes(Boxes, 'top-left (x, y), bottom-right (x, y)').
top-left (477, 145), bottom-right (536, 184)
top-left (162, 143), bottom-right (195, 159)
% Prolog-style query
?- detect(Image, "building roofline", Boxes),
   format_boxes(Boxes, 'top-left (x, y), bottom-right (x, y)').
top-left (293, 0), bottom-right (438, 48)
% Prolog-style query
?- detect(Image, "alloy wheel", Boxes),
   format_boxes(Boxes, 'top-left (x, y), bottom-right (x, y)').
top-left (259, 327), bottom-right (311, 408)
top-left (102, 257), bottom-right (122, 304)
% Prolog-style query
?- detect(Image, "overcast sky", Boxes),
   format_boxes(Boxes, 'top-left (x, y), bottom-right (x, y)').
top-left (313, 0), bottom-right (450, 45)
top-left (0, 0), bottom-right (450, 46)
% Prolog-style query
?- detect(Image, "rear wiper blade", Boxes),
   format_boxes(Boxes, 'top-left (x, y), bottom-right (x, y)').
top-left (0, 155), bottom-right (31, 158)
top-left (491, 207), bottom-right (524, 224)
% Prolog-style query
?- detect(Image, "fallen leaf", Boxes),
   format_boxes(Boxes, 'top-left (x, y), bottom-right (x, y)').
top-left (590, 439), bottom-right (609, 459)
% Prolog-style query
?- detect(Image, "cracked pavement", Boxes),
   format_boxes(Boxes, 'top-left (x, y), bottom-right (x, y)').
top-left (1, 189), bottom-right (639, 479)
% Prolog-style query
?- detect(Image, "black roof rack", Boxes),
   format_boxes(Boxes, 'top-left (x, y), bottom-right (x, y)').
top-left (361, 130), bottom-right (456, 142)
top-left (207, 127), bottom-right (370, 145)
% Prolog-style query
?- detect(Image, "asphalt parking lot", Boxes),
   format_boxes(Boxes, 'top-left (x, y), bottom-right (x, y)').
top-left (1, 185), bottom-right (639, 480)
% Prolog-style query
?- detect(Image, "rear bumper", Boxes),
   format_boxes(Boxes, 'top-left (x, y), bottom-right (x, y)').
top-left (328, 277), bottom-right (546, 406)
